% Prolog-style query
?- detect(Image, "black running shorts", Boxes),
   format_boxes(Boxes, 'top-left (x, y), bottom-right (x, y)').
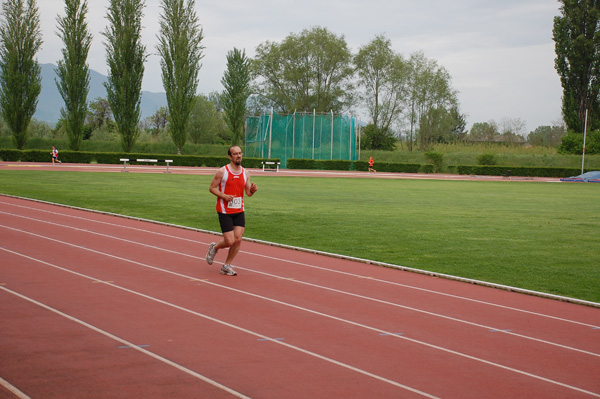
top-left (218, 212), bottom-right (245, 233)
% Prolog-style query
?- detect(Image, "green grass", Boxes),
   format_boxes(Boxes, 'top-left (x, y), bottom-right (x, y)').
top-left (1, 169), bottom-right (599, 303)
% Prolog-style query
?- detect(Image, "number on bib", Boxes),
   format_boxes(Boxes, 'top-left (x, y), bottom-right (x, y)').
top-left (228, 197), bottom-right (242, 209)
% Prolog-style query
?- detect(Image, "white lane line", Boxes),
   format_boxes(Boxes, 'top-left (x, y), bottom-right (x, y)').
top-left (3, 243), bottom-right (600, 398)
top-left (0, 249), bottom-right (440, 399)
top-left (0, 377), bottom-right (31, 399)
top-left (1, 217), bottom-right (598, 358)
top-left (0, 286), bottom-right (253, 399)
top-left (2, 200), bottom-right (599, 322)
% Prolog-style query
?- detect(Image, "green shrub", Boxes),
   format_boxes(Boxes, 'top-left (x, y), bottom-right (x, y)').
top-left (286, 159), bottom-right (318, 170)
top-left (455, 165), bottom-right (584, 178)
top-left (477, 153), bottom-right (496, 165)
top-left (558, 130), bottom-right (600, 155)
top-left (0, 148), bottom-right (276, 169)
top-left (424, 151), bottom-right (443, 172)
top-left (0, 149), bottom-right (21, 161)
top-left (286, 158), bottom-right (427, 173)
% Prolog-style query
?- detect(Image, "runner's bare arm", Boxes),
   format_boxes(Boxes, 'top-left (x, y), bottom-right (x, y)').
top-left (245, 173), bottom-right (258, 197)
top-left (209, 167), bottom-right (234, 202)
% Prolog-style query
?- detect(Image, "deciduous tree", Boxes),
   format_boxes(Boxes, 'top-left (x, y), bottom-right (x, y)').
top-left (222, 47), bottom-right (251, 145)
top-left (55, 0), bottom-right (92, 151)
top-left (0, 0), bottom-right (42, 149)
top-left (157, 0), bottom-right (204, 154)
top-left (404, 51), bottom-right (460, 150)
top-left (528, 124), bottom-right (566, 147)
top-left (188, 94), bottom-right (224, 144)
top-left (253, 26), bottom-right (354, 113)
top-left (553, 0), bottom-right (600, 132)
top-left (86, 97), bottom-right (112, 130)
top-left (146, 106), bottom-right (168, 138)
top-left (354, 35), bottom-right (407, 134)
top-left (103, 0), bottom-right (147, 152)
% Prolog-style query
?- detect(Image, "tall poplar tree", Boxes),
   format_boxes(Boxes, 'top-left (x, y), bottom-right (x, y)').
top-left (156, 0), bottom-right (204, 154)
top-left (553, 0), bottom-right (600, 132)
top-left (55, 0), bottom-right (92, 151)
top-left (103, 0), bottom-right (147, 152)
top-left (0, 0), bottom-right (42, 150)
top-left (222, 48), bottom-right (251, 145)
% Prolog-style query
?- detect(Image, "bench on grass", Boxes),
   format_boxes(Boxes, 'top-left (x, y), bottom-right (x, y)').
top-left (120, 158), bottom-right (173, 173)
top-left (261, 161), bottom-right (280, 172)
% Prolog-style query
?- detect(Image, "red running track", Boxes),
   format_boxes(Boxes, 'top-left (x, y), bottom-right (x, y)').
top-left (1, 195), bottom-right (599, 399)
top-left (0, 161), bottom-right (563, 182)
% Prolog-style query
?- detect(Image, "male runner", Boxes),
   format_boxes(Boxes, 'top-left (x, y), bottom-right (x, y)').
top-left (51, 146), bottom-right (62, 165)
top-left (206, 146), bottom-right (258, 275)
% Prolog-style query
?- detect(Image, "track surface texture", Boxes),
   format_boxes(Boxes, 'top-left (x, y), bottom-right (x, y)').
top-left (1, 163), bottom-right (598, 398)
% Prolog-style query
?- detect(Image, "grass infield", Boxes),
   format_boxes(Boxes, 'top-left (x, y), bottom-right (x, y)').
top-left (1, 169), bottom-right (598, 303)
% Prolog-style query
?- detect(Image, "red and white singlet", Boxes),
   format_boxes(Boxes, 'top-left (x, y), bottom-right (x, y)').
top-left (216, 165), bottom-right (247, 214)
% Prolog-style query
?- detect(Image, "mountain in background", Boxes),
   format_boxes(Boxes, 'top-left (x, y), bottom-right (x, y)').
top-left (35, 63), bottom-right (167, 126)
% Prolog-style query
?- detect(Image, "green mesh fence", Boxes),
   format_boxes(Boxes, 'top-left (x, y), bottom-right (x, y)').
top-left (245, 111), bottom-right (357, 168)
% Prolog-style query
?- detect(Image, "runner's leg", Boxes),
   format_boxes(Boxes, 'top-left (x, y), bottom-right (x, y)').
top-left (225, 226), bottom-right (245, 264)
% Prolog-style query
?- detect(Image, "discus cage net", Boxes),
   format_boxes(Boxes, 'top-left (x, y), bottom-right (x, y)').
top-left (245, 110), bottom-right (359, 168)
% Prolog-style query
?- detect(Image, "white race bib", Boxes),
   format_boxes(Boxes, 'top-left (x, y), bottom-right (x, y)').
top-left (228, 197), bottom-right (242, 209)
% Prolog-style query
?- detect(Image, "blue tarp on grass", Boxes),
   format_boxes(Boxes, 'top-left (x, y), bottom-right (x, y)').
top-left (560, 171), bottom-right (600, 183)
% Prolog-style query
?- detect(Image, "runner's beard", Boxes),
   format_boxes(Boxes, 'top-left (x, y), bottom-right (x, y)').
top-left (233, 159), bottom-right (242, 166)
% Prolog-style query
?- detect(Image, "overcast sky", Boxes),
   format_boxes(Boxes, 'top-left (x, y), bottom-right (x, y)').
top-left (36, 0), bottom-right (563, 133)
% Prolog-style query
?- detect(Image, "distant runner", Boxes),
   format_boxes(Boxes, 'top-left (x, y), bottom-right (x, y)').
top-left (368, 156), bottom-right (376, 172)
top-left (51, 146), bottom-right (62, 165)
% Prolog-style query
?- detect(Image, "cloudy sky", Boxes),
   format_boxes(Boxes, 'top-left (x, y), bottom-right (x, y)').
top-left (36, 0), bottom-right (563, 133)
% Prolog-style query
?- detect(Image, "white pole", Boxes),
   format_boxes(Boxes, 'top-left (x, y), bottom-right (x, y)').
top-left (330, 110), bottom-right (334, 160)
top-left (582, 109), bottom-right (588, 174)
top-left (301, 112), bottom-right (305, 159)
top-left (358, 122), bottom-right (361, 159)
top-left (349, 115), bottom-right (352, 160)
top-left (292, 109), bottom-right (296, 159)
top-left (312, 109), bottom-right (315, 159)
top-left (268, 107), bottom-right (273, 159)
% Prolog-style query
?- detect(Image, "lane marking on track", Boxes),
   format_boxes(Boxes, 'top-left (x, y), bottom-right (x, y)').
top-left (2, 200), bottom-right (599, 322)
top-left (0, 377), bottom-right (30, 399)
top-left (0, 249), bottom-right (440, 399)
top-left (2, 245), bottom-right (600, 398)
top-left (1, 220), bottom-right (598, 358)
top-left (0, 285), bottom-right (254, 399)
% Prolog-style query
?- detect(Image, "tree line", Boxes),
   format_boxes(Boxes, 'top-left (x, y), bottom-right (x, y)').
top-left (0, 0), bottom-right (598, 154)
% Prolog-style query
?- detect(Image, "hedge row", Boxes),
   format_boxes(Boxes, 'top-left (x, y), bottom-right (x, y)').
top-left (0, 149), bottom-right (277, 169)
top-left (287, 158), bottom-right (434, 173)
top-left (0, 149), bottom-right (585, 177)
top-left (449, 165), bottom-right (585, 178)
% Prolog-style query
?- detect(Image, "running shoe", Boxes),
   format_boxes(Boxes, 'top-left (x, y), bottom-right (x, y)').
top-left (206, 242), bottom-right (217, 265)
top-left (220, 264), bottom-right (237, 276)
